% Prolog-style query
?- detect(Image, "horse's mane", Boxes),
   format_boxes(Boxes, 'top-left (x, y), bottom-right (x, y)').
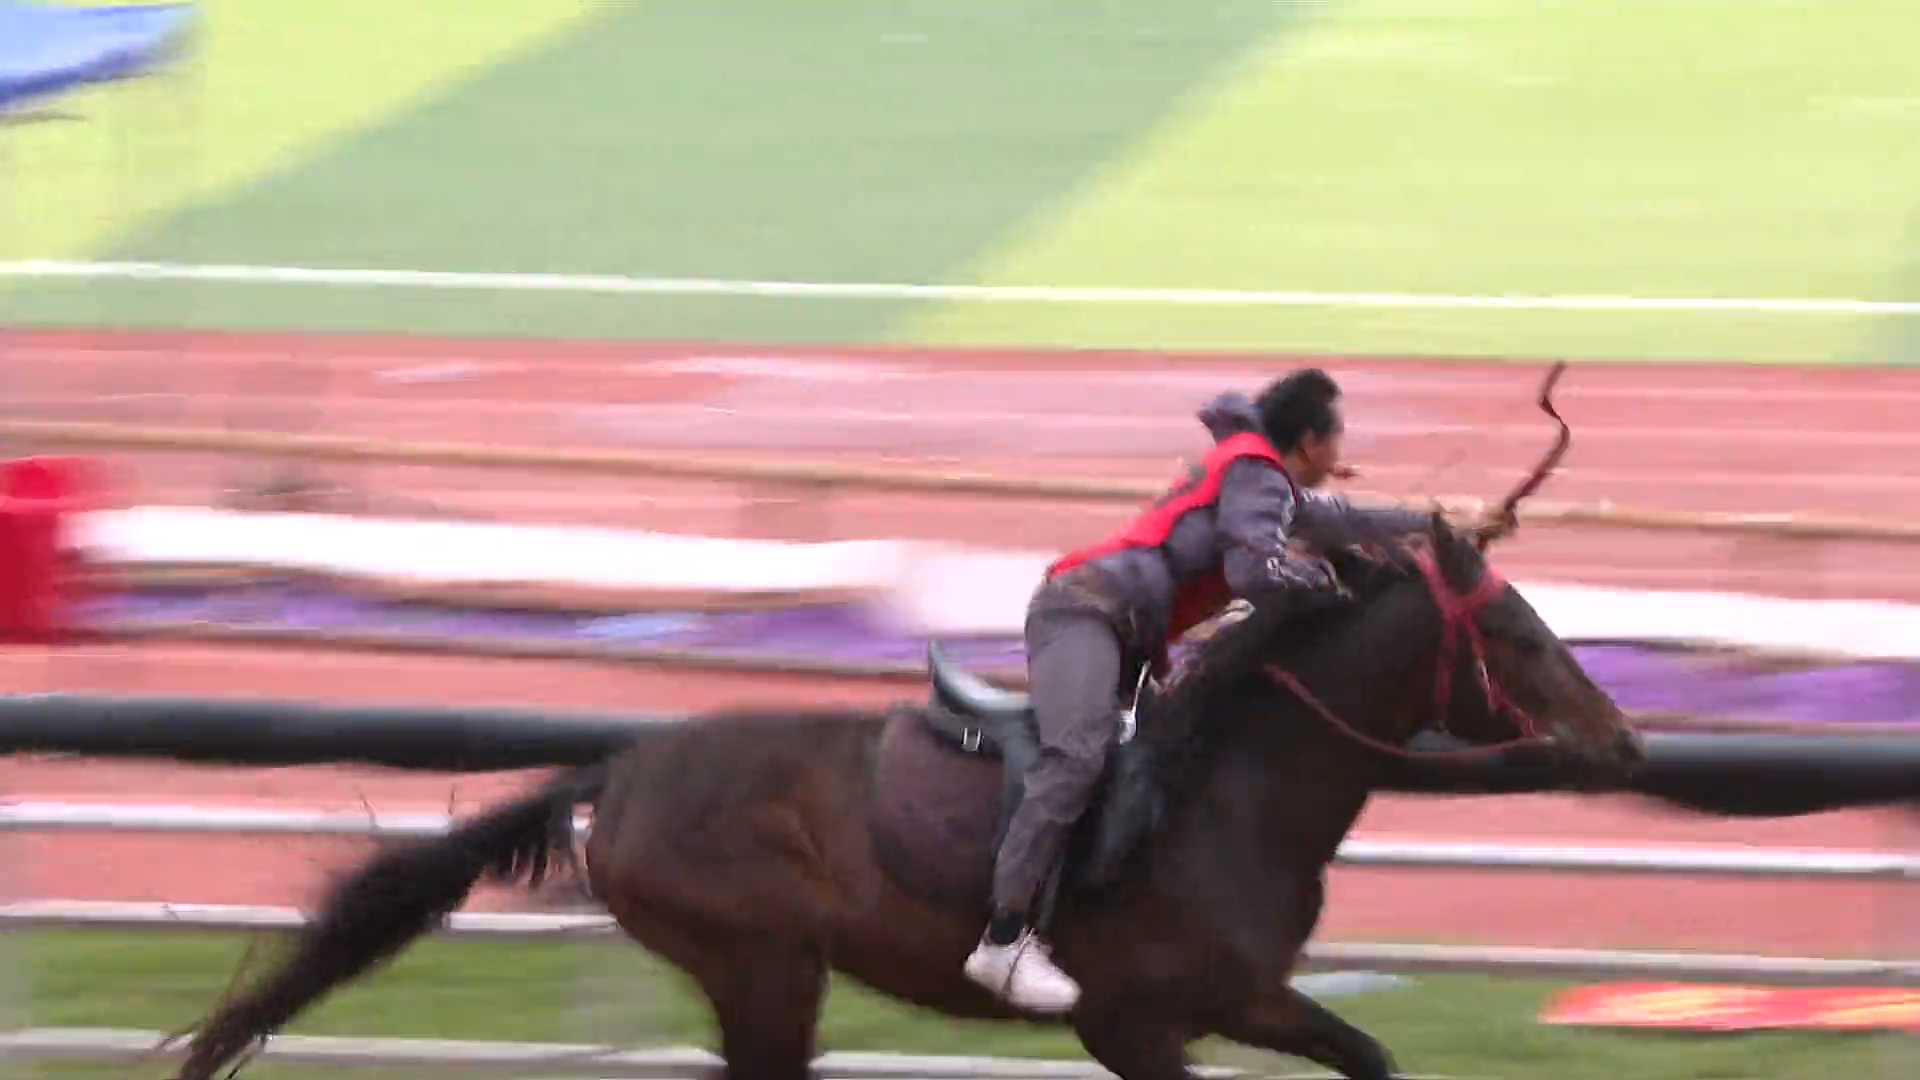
top-left (1140, 538), bottom-right (1432, 759)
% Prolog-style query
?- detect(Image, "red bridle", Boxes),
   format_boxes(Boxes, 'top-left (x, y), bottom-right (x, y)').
top-left (1258, 360), bottom-right (1572, 760)
top-left (1262, 545), bottom-right (1552, 760)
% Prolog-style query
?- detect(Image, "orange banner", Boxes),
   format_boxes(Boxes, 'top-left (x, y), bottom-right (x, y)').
top-left (1539, 983), bottom-right (1920, 1032)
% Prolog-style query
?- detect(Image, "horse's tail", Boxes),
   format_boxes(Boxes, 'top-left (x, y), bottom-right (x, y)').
top-left (166, 762), bottom-right (610, 1080)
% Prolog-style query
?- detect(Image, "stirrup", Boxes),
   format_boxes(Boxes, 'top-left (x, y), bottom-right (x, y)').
top-left (1116, 662), bottom-right (1150, 744)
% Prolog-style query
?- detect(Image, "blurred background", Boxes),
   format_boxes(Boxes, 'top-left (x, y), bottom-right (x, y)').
top-left (0, 1), bottom-right (1915, 1077)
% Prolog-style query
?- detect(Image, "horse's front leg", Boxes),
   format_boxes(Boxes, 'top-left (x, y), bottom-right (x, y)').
top-left (1211, 984), bottom-right (1402, 1080)
top-left (1072, 1004), bottom-right (1198, 1080)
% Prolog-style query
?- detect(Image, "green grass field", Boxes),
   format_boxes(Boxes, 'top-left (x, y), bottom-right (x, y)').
top-left (7, 929), bottom-right (1907, 1080)
top-left (3, 0), bottom-right (1916, 363)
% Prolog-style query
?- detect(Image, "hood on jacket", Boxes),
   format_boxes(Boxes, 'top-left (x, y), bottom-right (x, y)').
top-left (1197, 391), bottom-right (1265, 443)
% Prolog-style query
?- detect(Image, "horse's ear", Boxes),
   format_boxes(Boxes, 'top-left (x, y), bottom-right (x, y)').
top-left (1427, 509), bottom-right (1480, 582)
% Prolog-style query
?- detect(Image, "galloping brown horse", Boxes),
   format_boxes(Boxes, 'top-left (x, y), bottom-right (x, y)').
top-left (167, 369), bottom-right (1644, 1080)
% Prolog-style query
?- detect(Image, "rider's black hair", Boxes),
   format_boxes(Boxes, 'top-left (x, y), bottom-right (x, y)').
top-left (1254, 368), bottom-right (1343, 453)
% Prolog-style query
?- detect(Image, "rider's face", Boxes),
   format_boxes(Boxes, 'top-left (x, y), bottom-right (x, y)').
top-left (1294, 406), bottom-right (1346, 487)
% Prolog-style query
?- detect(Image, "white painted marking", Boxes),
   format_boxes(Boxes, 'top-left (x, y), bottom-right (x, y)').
top-left (92, 393), bottom-right (189, 404)
top-left (646, 356), bottom-right (913, 380)
top-left (1350, 464), bottom-right (1920, 492)
top-left (373, 361), bottom-right (489, 384)
top-left (199, 394), bottom-right (1918, 447)
top-left (4, 259), bottom-right (1915, 315)
top-left (8, 346), bottom-right (1917, 407)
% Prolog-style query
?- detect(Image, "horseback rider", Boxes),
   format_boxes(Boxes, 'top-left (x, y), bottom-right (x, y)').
top-left (962, 367), bottom-right (1518, 1013)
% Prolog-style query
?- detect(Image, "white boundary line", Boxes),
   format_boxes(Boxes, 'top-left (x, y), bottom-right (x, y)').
top-left (0, 1028), bottom-right (1468, 1079)
top-left (4, 260), bottom-right (1917, 315)
top-left (5, 803), bottom-right (1913, 878)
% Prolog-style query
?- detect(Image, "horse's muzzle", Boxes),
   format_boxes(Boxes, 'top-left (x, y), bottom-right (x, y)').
top-left (1614, 728), bottom-right (1648, 767)
top-left (1559, 726), bottom-right (1644, 791)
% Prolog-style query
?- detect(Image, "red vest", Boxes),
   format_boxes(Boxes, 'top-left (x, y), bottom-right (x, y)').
top-left (1047, 431), bottom-right (1299, 649)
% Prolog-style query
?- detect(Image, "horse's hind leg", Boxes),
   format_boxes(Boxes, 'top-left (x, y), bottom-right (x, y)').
top-left (699, 938), bottom-right (828, 1080)
top-left (603, 899), bottom-right (827, 1080)
top-left (1213, 986), bottom-right (1401, 1080)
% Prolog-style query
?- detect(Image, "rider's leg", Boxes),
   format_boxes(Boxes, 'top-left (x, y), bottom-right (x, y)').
top-left (964, 604), bottom-right (1123, 1012)
top-left (993, 607), bottom-right (1123, 925)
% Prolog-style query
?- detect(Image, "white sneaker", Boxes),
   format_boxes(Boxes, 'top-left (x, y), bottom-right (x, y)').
top-left (963, 931), bottom-right (1081, 1013)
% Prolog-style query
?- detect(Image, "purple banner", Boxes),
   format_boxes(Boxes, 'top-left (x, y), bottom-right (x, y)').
top-left (88, 581), bottom-right (1920, 730)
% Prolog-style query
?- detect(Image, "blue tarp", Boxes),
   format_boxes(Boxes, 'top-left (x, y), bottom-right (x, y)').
top-left (0, 2), bottom-right (193, 108)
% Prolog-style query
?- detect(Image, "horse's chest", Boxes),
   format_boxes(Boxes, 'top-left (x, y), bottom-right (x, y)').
top-left (1155, 852), bottom-right (1328, 972)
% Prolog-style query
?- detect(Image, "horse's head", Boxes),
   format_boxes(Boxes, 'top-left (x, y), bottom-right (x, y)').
top-left (1408, 362), bottom-right (1641, 784)
top-left (1170, 364), bottom-right (1642, 787)
top-left (1239, 363), bottom-right (1640, 787)
top-left (1410, 512), bottom-right (1644, 786)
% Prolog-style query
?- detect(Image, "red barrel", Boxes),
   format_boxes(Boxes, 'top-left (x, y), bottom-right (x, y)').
top-left (0, 456), bottom-right (103, 643)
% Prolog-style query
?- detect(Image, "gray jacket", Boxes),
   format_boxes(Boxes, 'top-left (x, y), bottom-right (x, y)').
top-left (1070, 391), bottom-right (1428, 659)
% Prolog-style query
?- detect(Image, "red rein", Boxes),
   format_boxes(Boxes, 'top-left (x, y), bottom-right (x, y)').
top-left (1262, 547), bottom-right (1551, 761)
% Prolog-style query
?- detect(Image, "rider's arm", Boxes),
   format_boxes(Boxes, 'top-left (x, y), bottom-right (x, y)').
top-left (1215, 460), bottom-right (1338, 598)
top-left (1291, 488), bottom-right (1429, 549)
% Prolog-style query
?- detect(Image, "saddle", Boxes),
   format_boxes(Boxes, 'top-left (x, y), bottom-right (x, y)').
top-left (919, 643), bottom-right (1169, 897)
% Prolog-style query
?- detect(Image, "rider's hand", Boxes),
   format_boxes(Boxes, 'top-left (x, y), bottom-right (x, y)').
top-left (1482, 503), bottom-right (1512, 538)
top-left (1285, 555), bottom-right (1348, 599)
top-left (1302, 566), bottom-right (1356, 616)
top-left (1471, 506), bottom-right (1519, 544)
top-left (1182, 599), bottom-right (1255, 649)
top-left (1315, 557), bottom-right (1355, 601)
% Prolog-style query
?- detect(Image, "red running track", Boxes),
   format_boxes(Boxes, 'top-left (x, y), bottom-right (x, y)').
top-left (0, 331), bottom-right (1914, 962)
top-left (8, 330), bottom-right (1917, 598)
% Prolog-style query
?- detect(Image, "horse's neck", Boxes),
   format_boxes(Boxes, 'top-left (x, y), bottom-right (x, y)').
top-left (1286, 584), bottom-right (1444, 746)
top-left (1211, 585), bottom-right (1445, 868)
top-left (1227, 749), bottom-right (1375, 870)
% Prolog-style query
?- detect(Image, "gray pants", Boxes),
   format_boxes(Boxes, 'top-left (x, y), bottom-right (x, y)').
top-left (990, 573), bottom-right (1130, 914)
